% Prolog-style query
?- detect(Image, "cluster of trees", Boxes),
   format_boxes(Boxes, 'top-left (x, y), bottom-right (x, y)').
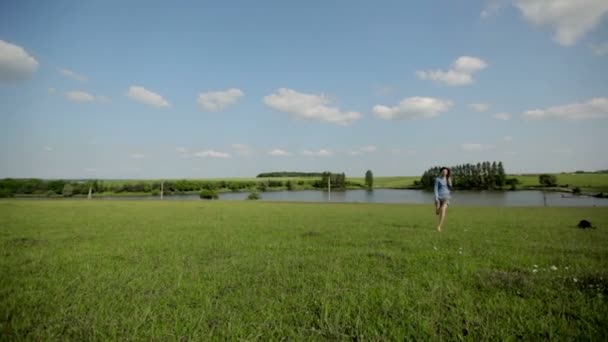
top-left (0, 179), bottom-right (103, 197)
top-left (417, 161), bottom-right (510, 190)
top-left (318, 172), bottom-right (347, 190)
top-left (257, 172), bottom-right (324, 178)
top-left (0, 175), bottom-right (358, 197)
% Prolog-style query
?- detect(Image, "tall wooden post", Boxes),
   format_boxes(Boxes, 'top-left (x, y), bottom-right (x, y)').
top-left (328, 175), bottom-right (331, 201)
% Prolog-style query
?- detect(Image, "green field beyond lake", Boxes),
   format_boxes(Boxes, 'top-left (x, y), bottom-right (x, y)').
top-left (1, 200), bottom-right (607, 340)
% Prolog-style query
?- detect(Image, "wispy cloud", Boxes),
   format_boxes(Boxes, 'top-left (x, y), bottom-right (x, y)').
top-left (269, 149), bottom-right (291, 157)
top-left (264, 88), bottom-right (361, 125)
top-left (349, 145), bottom-right (377, 155)
top-left (416, 56), bottom-right (487, 86)
top-left (469, 103), bottom-right (490, 112)
top-left (302, 149), bottom-right (332, 157)
top-left (130, 153), bottom-right (145, 159)
top-left (59, 68), bottom-right (87, 82)
top-left (494, 112), bottom-right (511, 121)
top-left (462, 143), bottom-right (496, 152)
top-left (126, 86), bottom-right (170, 107)
top-left (65, 90), bottom-right (95, 102)
top-left (197, 88), bottom-right (244, 112)
top-left (194, 150), bottom-right (231, 158)
top-left (373, 97), bottom-right (453, 120)
top-left (523, 97), bottom-right (608, 120)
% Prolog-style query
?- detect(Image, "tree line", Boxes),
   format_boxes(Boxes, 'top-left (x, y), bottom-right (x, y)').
top-left (0, 173), bottom-right (357, 197)
top-left (256, 172), bottom-right (324, 178)
top-left (417, 161), bottom-right (512, 190)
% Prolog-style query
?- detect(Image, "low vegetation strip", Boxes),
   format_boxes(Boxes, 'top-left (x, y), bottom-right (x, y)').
top-left (1, 200), bottom-right (607, 340)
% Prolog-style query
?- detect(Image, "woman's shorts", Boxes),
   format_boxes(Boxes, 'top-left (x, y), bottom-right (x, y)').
top-left (435, 197), bottom-right (450, 206)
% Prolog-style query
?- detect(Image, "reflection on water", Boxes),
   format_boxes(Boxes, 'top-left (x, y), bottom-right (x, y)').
top-left (101, 189), bottom-right (608, 207)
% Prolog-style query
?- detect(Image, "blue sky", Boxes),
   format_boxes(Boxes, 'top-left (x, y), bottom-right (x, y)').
top-left (1, 0), bottom-right (607, 179)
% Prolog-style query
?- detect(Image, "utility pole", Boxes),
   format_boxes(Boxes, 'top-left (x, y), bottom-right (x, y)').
top-left (328, 174), bottom-right (331, 201)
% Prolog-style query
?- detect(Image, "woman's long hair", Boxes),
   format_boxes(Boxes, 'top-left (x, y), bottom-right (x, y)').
top-left (440, 167), bottom-right (451, 179)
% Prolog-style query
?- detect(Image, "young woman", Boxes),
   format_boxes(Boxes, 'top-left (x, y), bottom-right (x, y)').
top-left (434, 167), bottom-right (452, 232)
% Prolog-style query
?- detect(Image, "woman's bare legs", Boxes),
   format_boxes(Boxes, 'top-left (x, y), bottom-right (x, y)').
top-left (437, 203), bottom-right (448, 231)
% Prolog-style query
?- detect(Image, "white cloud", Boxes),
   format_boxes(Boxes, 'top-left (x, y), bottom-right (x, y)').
top-left (130, 153), bottom-right (145, 159)
top-left (391, 149), bottom-right (417, 156)
top-left (303, 149), bottom-right (331, 157)
top-left (361, 145), bottom-right (377, 152)
top-left (176, 147), bottom-right (187, 154)
top-left (522, 97), bottom-right (608, 120)
top-left (269, 149), bottom-right (291, 157)
top-left (373, 97), bottom-right (453, 120)
top-left (416, 56), bottom-right (487, 86)
top-left (126, 86), bottom-right (170, 108)
top-left (469, 103), bottom-right (490, 112)
top-left (590, 42), bottom-right (608, 56)
top-left (48, 87), bottom-right (56, 94)
top-left (514, 0), bottom-right (608, 46)
top-left (503, 136), bottom-right (513, 143)
top-left (0, 40), bottom-right (39, 82)
top-left (65, 90), bottom-right (95, 102)
top-left (59, 68), bottom-right (87, 82)
top-left (462, 143), bottom-right (496, 152)
top-left (263, 88), bottom-right (361, 125)
top-left (349, 145), bottom-right (377, 155)
top-left (481, 0), bottom-right (509, 18)
top-left (231, 144), bottom-right (252, 156)
top-left (197, 88), bottom-right (244, 112)
top-left (494, 112), bottom-right (512, 120)
top-left (194, 150), bottom-right (231, 158)
top-left (84, 167), bottom-right (97, 172)
top-left (43, 146), bottom-right (53, 152)
top-left (64, 90), bottom-right (109, 103)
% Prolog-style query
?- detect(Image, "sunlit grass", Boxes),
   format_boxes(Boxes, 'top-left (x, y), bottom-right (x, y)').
top-left (1, 200), bottom-right (607, 340)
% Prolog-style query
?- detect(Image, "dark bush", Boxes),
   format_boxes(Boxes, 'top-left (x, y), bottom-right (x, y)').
top-left (199, 189), bottom-right (218, 200)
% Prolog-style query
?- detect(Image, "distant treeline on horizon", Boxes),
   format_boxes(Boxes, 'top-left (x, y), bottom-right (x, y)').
top-left (256, 172), bottom-right (325, 178)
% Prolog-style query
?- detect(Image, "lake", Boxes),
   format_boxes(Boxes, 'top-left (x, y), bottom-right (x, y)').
top-left (102, 189), bottom-right (608, 207)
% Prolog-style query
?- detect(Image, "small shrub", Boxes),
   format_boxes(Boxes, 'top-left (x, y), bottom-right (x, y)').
top-left (62, 184), bottom-right (74, 197)
top-left (0, 189), bottom-right (14, 198)
top-left (247, 192), bottom-right (261, 200)
top-left (199, 189), bottom-right (218, 200)
top-left (539, 174), bottom-right (557, 187)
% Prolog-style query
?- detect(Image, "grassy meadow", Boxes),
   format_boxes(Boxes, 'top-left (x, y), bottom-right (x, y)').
top-left (1, 200), bottom-right (607, 340)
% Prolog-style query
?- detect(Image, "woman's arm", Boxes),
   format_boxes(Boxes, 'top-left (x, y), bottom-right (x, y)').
top-left (434, 178), bottom-right (439, 200)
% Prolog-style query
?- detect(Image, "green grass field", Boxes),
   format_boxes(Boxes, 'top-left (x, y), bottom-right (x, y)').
top-left (1, 200), bottom-right (607, 340)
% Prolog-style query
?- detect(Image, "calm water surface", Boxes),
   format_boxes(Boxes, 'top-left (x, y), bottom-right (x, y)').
top-left (101, 189), bottom-right (608, 207)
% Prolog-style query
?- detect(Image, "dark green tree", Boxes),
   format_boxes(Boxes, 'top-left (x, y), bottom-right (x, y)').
top-left (365, 170), bottom-right (374, 190)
